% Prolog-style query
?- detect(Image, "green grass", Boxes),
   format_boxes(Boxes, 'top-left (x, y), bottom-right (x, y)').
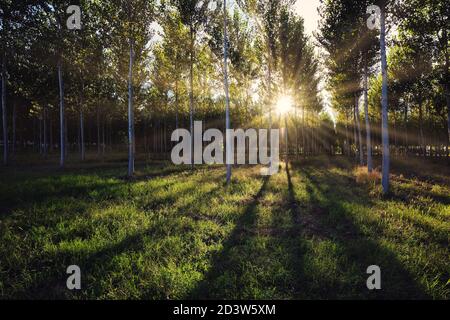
top-left (0, 155), bottom-right (449, 299)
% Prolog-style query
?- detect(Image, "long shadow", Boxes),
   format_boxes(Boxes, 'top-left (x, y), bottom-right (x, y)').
top-left (293, 164), bottom-right (431, 299)
top-left (8, 176), bottom-right (227, 299)
top-left (390, 157), bottom-right (450, 186)
top-left (6, 165), bottom-right (199, 203)
top-left (11, 228), bottom-right (154, 299)
top-left (388, 182), bottom-right (450, 207)
top-left (186, 176), bottom-right (270, 299)
top-left (263, 163), bottom-right (307, 298)
top-left (0, 165), bottom-right (217, 222)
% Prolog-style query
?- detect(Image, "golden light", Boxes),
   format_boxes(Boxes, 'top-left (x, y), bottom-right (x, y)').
top-left (275, 95), bottom-right (294, 116)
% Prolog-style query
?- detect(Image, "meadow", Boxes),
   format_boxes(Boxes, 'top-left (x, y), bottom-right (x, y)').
top-left (0, 155), bottom-right (448, 299)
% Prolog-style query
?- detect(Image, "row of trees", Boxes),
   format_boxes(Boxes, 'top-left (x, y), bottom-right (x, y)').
top-left (1, 0), bottom-right (449, 193)
top-left (318, 0), bottom-right (449, 193)
top-left (0, 1), bottom-right (323, 175)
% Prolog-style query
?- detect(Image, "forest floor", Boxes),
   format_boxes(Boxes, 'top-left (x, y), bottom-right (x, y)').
top-left (0, 154), bottom-right (449, 299)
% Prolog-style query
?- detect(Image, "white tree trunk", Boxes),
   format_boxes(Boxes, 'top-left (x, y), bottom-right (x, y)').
top-left (128, 40), bottom-right (135, 177)
top-left (223, 0), bottom-right (232, 184)
top-left (380, 5), bottom-right (390, 194)
top-left (12, 100), bottom-right (16, 156)
top-left (1, 54), bottom-right (7, 165)
top-left (364, 61), bottom-right (373, 172)
top-left (355, 94), bottom-right (363, 165)
top-left (58, 58), bottom-right (65, 167)
top-left (80, 107), bottom-right (85, 161)
top-left (189, 26), bottom-right (195, 169)
top-left (97, 105), bottom-right (101, 156)
top-left (445, 83), bottom-right (450, 157)
top-left (43, 106), bottom-right (47, 157)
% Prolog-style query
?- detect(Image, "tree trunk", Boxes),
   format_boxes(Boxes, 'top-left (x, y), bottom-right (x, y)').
top-left (79, 81), bottom-right (85, 161)
top-left (364, 61), bottom-right (373, 172)
top-left (39, 116), bottom-right (42, 155)
top-left (355, 93), bottom-right (363, 165)
top-left (285, 116), bottom-right (289, 164)
top-left (345, 111), bottom-right (350, 156)
top-left (189, 26), bottom-right (195, 169)
top-left (295, 106), bottom-right (299, 158)
top-left (102, 117), bottom-right (105, 159)
top-left (442, 27), bottom-right (449, 159)
top-left (419, 94), bottom-right (425, 156)
top-left (33, 118), bottom-right (37, 152)
top-left (128, 40), bottom-right (135, 177)
top-left (49, 109), bottom-right (53, 153)
top-left (43, 106), bottom-right (47, 157)
top-left (58, 58), bottom-right (65, 167)
top-left (65, 116), bottom-right (68, 158)
top-left (175, 78), bottom-right (179, 130)
top-left (380, 5), bottom-right (390, 194)
top-left (80, 108), bottom-right (85, 161)
top-left (12, 100), bottom-right (16, 156)
top-left (144, 117), bottom-right (148, 156)
top-left (404, 99), bottom-right (408, 155)
top-left (223, 0), bottom-right (232, 184)
top-left (302, 106), bottom-right (305, 156)
top-left (2, 53), bottom-right (7, 165)
top-left (445, 83), bottom-right (450, 157)
top-left (353, 106), bottom-right (357, 160)
top-left (97, 105), bottom-right (101, 156)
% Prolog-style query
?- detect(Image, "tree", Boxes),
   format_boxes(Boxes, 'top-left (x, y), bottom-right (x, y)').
top-left (172, 0), bottom-right (214, 167)
top-left (379, 1), bottom-right (390, 194)
top-left (108, 0), bottom-right (155, 177)
top-left (397, 0), bottom-right (449, 157)
top-left (222, 0), bottom-right (232, 183)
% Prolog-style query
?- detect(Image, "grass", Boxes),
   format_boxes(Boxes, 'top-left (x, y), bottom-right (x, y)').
top-left (0, 155), bottom-right (449, 299)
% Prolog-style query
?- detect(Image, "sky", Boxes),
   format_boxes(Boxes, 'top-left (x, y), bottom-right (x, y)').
top-left (295, 0), bottom-right (336, 124)
top-left (295, 0), bottom-right (322, 37)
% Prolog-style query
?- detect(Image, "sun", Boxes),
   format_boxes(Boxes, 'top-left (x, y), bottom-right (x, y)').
top-left (275, 95), bottom-right (294, 116)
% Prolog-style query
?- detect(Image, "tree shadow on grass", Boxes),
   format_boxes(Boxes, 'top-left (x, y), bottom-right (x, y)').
top-left (187, 176), bottom-right (271, 299)
top-left (292, 163), bottom-right (430, 299)
top-left (6, 171), bottom-right (227, 299)
top-left (0, 165), bottom-right (219, 222)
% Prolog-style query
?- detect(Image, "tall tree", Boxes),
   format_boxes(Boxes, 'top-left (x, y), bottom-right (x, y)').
top-left (379, 1), bottom-right (390, 194)
top-left (109, 0), bottom-right (155, 177)
top-left (173, 0), bottom-right (213, 167)
top-left (397, 0), bottom-right (449, 156)
top-left (222, 0), bottom-right (232, 183)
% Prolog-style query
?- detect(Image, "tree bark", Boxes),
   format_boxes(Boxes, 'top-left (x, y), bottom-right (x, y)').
top-left (12, 100), bottom-right (16, 156)
top-left (39, 116), bottom-right (42, 154)
top-left (302, 106), bottom-right (305, 156)
top-left (418, 93), bottom-right (425, 156)
top-left (79, 79), bottom-right (85, 161)
top-left (364, 60), bottom-right (373, 172)
top-left (355, 93), bottom-right (363, 165)
top-left (97, 104), bottom-right (101, 156)
top-left (80, 107), bottom-right (85, 161)
top-left (58, 58), bottom-right (65, 167)
top-left (445, 83), bottom-right (450, 157)
top-left (345, 111), bottom-right (350, 156)
top-left (2, 52), bottom-right (7, 165)
top-left (189, 26), bottom-right (195, 169)
top-left (43, 106), bottom-right (47, 157)
top-left (404, 99), bottom-right (408, 155)
top-left (380, 5), bottom-right (390, 194)
top-left (175, 78), bottom-right (179, 130)
top-left (49, 109), bottom-right (53, 153)
top-left (65, 116), bottom-right (68, 158)
top-left (102, 117), bottom-right (105, 159)
top-left (353, 105), bottom-right (357, 160)
top-left (128, 40), bottom-right (135, 177)
top-left (223, 0), bottom-right (232, 184)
